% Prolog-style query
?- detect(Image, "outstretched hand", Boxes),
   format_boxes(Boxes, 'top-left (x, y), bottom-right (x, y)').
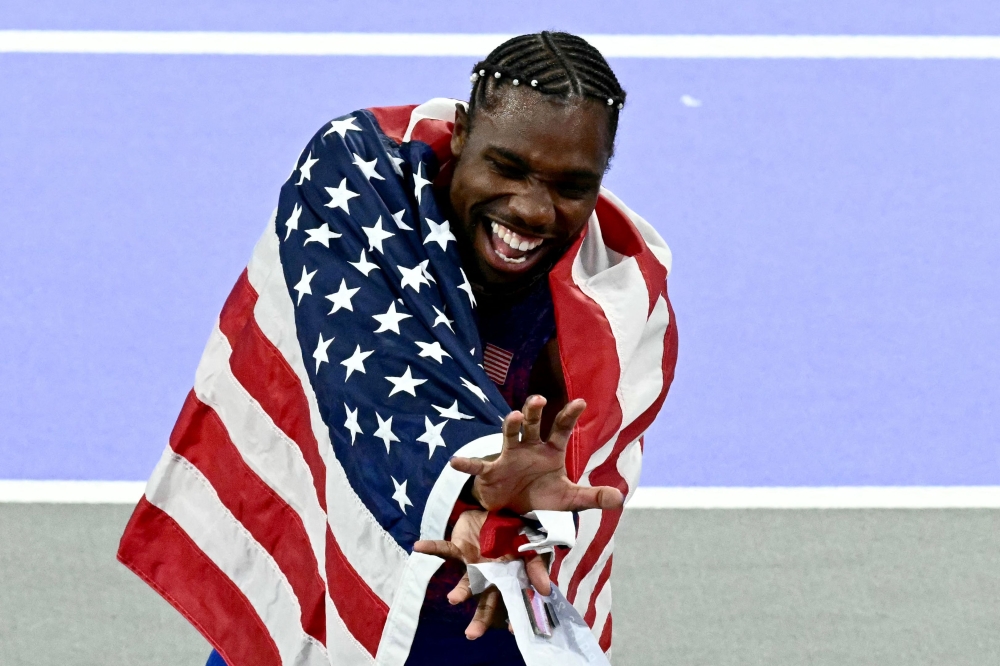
top-left (453, 395), bottom-right (625, 515)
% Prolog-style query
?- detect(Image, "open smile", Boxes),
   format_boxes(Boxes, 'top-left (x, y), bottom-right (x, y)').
top-left (488, 220), bottom-right (546, 264)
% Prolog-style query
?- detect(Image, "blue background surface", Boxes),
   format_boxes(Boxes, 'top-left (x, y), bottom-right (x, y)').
top-left (2, 3), bottom-right (999, 484)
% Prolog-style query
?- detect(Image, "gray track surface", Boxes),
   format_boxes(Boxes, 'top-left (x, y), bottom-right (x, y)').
top-left (1, 505), bottom-right (997, 665)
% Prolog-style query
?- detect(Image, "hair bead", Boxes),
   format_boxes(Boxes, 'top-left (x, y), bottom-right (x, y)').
top-left (618, 102), bottom-right (624, 109)
top-left (607, 98), bottom-right (614, 105)
top-left (479, 69), bottom-right (486, 76)
top-left (512, 79), bottom-right (519, 85)
top-left (530, 80), bottom-right (538, 87)
top-left (470, 73), bottom-right (479, 82)
top-left (494, 71), bottom-right (501, 79)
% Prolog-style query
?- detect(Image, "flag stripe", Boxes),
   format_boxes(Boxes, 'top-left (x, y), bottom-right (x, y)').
top-left (325, 528), bottom-right (389, 656)
top-left (169, 391), bottom-right (328, 644)
top-left (583, 555), bottom-right (614, 628)
top-left (118, 499), bottom-right (283, 666)
top-left (146, 450), bottom-right (330, 665)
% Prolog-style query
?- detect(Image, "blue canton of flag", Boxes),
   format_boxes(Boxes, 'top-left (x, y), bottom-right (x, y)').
top-left (275, 111), bottom-right (509, 550)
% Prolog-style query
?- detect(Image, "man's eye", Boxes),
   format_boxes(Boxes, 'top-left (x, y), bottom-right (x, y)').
top-left (490, 161), bottom-right (526, 179)
top-left (557, 183), bottom-right (594, 199)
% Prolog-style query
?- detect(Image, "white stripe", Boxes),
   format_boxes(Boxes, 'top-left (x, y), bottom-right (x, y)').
top-left (627, 486), bottom-right (1000, 509)
top-left (247, 213), bottom-right (409, 607)
top-left (570, 536), bottom-right (615, 619)
top-left (4, 481), bottom-right (1000, 508)
top-left (194, 324), bottom-right (329, 587)
top-left (145, 449), bottom-right (329, 666)
top-left (590, 576), bottom-right (613, 644)
top-left (556, 507), bottom-right (603, 592)
top-left (0, 480), bottom-right (144, 503)
top-left (2, 31), bottom-right (1000, 59)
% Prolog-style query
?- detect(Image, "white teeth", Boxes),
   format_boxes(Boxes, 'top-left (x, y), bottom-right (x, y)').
top-left (498, 253), bottom-right (527, 264)
top-left (491, 221), bottom-right (543, 255)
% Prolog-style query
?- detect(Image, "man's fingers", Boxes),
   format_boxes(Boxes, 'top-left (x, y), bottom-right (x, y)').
top-left (565, 483), bottom-right (625, 512)
top-left (466, 587), bottom-right (500, 640)
top-left (520, 395), bottom-right (546, 443)
top-left (501, 410), bottom-right (524, 449)
top-left (449, 456), bottom-right (491, 476)
top-left (524, 553), bottom-right (551, 596)
top-left (447, 572), bottom-right (472, 605)
top-left (547, 399), bottom-right (587, 451)
top-left (412, 539), bottom-right (465, 561)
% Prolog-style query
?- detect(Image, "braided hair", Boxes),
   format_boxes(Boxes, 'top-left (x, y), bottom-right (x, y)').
top-left (468, 31), bottom-right (627, 148)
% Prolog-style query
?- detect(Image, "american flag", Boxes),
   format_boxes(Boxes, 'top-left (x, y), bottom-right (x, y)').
top-left (118, 98), bottom-right (678, 665)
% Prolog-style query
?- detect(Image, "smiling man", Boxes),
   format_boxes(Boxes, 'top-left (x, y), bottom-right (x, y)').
top-left (119, 31), bottom-right (677, 666)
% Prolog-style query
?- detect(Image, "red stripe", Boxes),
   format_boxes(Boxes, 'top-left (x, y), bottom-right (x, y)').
top-left (325, 528), bottom-right (389, 656)
top-left (598, 612), bottom-right (613, 653)
top-left (583, 555), bottom-right (614, 627)
top-left (366, 105), bottom-right (417, 144)
top-left (118, 499), bottom-right (282, 666)
top-left (548, 231), bottom-right (624, 483)
top-left (219, 269), bottom-right (255, 343)
top-left (169, 392), bottom-right (328, 644)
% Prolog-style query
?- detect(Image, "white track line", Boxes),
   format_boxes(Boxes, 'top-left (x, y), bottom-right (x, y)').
top-left (628, 486), bottom-right (1000, 509)
top-left (2, 480), bottom-right (999, 507)
top-left (1, 31), bottom-right (1000, 59)
top-left (0, 480), bottom-right (146, 503)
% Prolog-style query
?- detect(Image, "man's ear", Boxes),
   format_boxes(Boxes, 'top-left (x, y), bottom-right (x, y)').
top-left (451, 104), bottom-right (470, 159)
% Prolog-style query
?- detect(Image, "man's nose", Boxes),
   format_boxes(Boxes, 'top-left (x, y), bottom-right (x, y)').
top-left (507, 180), bottom-right (555, 231)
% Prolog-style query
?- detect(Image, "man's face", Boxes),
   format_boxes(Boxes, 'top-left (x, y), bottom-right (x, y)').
top-left (446, 88), bottom-right (612, 286)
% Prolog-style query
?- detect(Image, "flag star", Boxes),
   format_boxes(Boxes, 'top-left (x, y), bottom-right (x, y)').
top-left (391, 209), bottom-right (413, 231)
top-left (374, 413), bottom-right (400, 454)
top-left (352, 153), bottom-right (385, 181)
top-left (372, 301), bottom-right (412, 334)
top-left (362, 217), bottom-right (395, 254)
top-left (432, 306), bottom-right (454, 332)
top-left (390, 155), bottom-right (405, 176)
top-left (416, 417), bottom-right (448, 458)
top-left (313, 332), bottom-right (334, 372)
top-left (458, 268), bottom-right (476, 307)
top-left (413, 163), bottom-right (432, 205)
top-left (470, 348), bottom-right (476, 356)
top-left (304, 222), bottom-right (342, 248)
top-left (433, 400), bottom-right (474, 421)
top-left (397, 263), bottom-right (430, 293)
top-left (344, 404), bottom-right (363, 445)
top-left (324, 116), bottom-right (362, 138)
top-left (293, 266), bottom-right (318, 305)
top-left (391, 476), bottom-right (413, 513)
top-left (340, 344), bottom-right (374, 380)
top-left (460, 376), bottom-right (488, 402)
top-left (418, 259), bottom-right (436, 283)
top-left (386, 365), bottom-right (427, 397)
top-left (415, 340), bottom-right (451, 363)
top-left (284, 203), bottom-right (303, 241)
top-left (423, 218), bottom-right (457, 251)
top-left (296, 152), bottom-right (319, 185)
top-left (325, 279), bottom-right (360, 314)
top-left (349, 249), bottom-right (379, 276)
top-left (324, 178), bottom-right (360, 214)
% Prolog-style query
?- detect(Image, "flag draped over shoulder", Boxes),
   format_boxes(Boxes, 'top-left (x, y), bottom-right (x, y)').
top-left (118, 98), bottom-right (678, 666)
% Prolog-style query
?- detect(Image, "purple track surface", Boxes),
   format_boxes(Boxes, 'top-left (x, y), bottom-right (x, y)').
top-left (2, 6), bottom-right (999, 485)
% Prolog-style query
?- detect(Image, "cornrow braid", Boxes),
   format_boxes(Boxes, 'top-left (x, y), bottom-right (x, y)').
top-left (468, 31), bottom-right (627, 146)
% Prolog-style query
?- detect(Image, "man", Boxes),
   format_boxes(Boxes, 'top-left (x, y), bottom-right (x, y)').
top-left (119, 31), bottom-right (677, 666)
